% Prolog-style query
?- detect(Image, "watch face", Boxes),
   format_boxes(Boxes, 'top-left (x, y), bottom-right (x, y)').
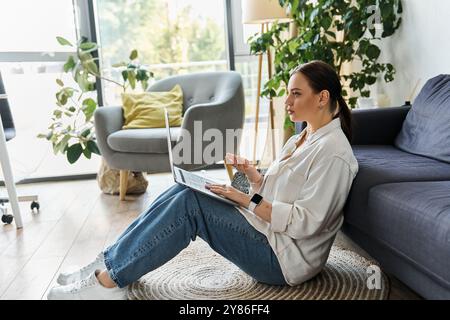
top-left (251, 193), bottom-right (263, 204)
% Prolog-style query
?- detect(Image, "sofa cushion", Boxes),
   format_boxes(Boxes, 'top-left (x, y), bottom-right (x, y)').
top-left (344, 145), bottom-right (450, 229)
top-left (107, 127), bottom-right (180, 154)
top-left (366, 181), bottom-right (450, 290)
top-left (395, 74), bottom-right (450, 163)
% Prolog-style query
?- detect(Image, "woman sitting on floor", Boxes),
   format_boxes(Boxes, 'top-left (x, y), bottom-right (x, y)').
top-left (48, 60), bottom-right (359, 300)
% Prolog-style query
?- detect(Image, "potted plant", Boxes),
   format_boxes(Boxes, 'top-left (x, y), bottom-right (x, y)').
top-left (38, 36), bottom-right (153, 164)
top-left (248, 0), bottom-right (403, 134)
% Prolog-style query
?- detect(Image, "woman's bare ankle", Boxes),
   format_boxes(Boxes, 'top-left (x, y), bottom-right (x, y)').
top-left (96, 269), bottom-right (117, 288)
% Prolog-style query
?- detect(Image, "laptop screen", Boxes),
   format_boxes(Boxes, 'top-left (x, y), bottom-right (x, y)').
top-left (164, 108), bottom-right (175, 176)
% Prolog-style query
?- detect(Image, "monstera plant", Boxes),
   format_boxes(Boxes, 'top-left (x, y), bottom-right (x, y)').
top-left (248, 0), bottom-right (403, 130)
top-left (38, 36), bottom-right (153, 164)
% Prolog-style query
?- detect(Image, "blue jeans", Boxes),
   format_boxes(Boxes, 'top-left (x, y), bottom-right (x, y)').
top-left (103, 184), bottom-right (287, 288)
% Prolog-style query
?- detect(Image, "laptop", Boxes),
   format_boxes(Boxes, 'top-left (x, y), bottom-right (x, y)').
top-left (164, 109), bottom-right (239, 206)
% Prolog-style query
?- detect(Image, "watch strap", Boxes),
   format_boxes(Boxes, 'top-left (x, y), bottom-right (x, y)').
top-left (248, 193), bottom-right (263, 213)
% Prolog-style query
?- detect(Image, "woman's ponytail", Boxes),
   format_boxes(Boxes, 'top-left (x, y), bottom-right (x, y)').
top-left (336, 96), bottom-right (352, 143)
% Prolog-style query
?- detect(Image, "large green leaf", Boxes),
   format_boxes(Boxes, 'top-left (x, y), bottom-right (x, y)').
top-left (367, 76), bottom-right (377, 85)
top-left (63, 56), bottom-right (76, 72)
top-left (397, 0), bottom-right (403, 13)
top-left (55, 135), bottom-right (71, 154)
top-left (83, 147), bottom-right (92, 159)
top-left (81, 129), bottom-right (91, 138)
top-left (78, 52), bottom-right (94, 64)
top-left (141, 80), bottom-right (149, 91)
top-left (67, 143), bottom-right (83, 164)
top-left (366, 44), bottom-right (381, 59)
top-left (121, 70), bottom-right (128, 82)
top-left (112, 62), bottom-right (127, 68)
top-left (76, 71), bottom-right (92, 92)
top-left (82, 98), bottom-right (97, 121)
top-left (321, 15), bottom-right (332, 30)
top-left (127, 71), bottom-right (136, 89)
top-left (56, 36), bottom-right (73, 47)
top-left (85, 60), bottom-right (99, 75)
top-left (56, 92), bottom-right (67, 106)
top-left (136, 69), bottom-right (149, 81)
top-left (79, 42), bottom-right (97, 51)
top-left (87, 140), bottom-right (101, 155)
top-left (129, 49), bottom-right (138, 60)
top-left (288, 41), bottom-right (299, 54)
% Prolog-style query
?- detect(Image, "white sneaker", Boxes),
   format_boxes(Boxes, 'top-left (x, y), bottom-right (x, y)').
top-left (57, 253), bottom-right (106, 285)
top-left (47, 270), bottom-right (128, 300)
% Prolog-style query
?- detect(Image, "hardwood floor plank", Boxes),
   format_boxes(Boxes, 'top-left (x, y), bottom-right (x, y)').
top-left (1, 257), bottom-right (63, 300)
top-left (0, 181), bottom-right (90, 298)
top-left (41, 186), bottom-right (149, 299)
top-left (0, 181), bottom-right (86, 257)
top-left (33, 182), bottom-right (100, 259)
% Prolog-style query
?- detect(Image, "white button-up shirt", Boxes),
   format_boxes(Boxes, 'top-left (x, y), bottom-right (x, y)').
top-left (237, 118), bottom-right (359, 285)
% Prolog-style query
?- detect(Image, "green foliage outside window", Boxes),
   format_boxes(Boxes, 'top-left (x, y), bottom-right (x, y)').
top-left (97, 0), bottom-right (226, 78)
top-left (248, 0), bottom-right (403, 130)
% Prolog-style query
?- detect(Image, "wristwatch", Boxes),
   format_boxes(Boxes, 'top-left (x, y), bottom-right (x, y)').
top-left (248, 193), bottom-right (263, 212)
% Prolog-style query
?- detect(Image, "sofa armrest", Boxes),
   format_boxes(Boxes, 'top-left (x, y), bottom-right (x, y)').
top-left (351, 105), bottom-right (411, 145)
top-left (94, 106), bottom-right (124, 157)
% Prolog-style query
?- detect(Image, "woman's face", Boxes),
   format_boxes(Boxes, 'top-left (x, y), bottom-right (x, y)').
top-left (284, 72), bottom-right (322, 123)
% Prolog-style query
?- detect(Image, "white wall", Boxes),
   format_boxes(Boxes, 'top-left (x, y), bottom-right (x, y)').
top-left (375, 0), bottom-right (450, 106)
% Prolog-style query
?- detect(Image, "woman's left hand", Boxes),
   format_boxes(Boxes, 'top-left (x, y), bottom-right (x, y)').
top-left (205, 183), bottom-right (250, 207)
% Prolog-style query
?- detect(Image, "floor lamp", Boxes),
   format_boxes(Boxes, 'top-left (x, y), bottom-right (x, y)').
top-left (242, 0), bottom-right (292, 163)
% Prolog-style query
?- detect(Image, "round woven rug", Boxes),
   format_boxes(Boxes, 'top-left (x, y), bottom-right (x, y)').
top-left (128, 239), bottom-right (389, 300)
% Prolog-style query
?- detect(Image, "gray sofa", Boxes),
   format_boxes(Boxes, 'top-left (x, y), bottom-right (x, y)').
top-left (294, 75), bottom-right (450, 299)
top-left (342, 75), bottom-right (450, 299)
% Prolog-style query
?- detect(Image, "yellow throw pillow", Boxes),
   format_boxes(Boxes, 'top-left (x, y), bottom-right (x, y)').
top-left (121, 84), bottom-right (183, 129)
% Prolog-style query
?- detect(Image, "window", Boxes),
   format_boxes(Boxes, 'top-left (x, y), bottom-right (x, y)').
top-left (96, 0), bottom-right (228, 106)
top-left (0, 0), bottom-right (76, 53)
top-left (0, 0), bottom-right (273, 182)
top-left (0, 1), bottom-right (101, 181)
top-left (230, 0), bottom-right (270, 161)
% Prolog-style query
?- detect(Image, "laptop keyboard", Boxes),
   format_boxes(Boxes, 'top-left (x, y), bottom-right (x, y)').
top-left (177, 169), bottom-right (215, 191)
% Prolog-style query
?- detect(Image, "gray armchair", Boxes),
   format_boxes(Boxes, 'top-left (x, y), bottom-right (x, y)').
top-left (94, 71), bottom-right (245, 200)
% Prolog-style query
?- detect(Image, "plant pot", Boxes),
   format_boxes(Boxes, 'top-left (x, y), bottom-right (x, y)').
top-left (96, 158), bottom-right (148, 195)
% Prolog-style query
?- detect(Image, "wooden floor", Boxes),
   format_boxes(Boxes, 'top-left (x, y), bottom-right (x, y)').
top-left (0, 170), bottom-right (422, 300)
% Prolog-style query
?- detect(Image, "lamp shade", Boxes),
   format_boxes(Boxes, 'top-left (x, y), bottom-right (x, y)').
top-left (242, 0), bottom-right (292, 24)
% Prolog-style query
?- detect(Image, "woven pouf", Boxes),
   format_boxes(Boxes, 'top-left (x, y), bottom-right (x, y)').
top-left (127, 239), bottom-right (389, 300)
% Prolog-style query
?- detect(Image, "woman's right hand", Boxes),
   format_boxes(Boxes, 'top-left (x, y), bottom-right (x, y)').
top-left (225, 153), bottom-right (261, 184)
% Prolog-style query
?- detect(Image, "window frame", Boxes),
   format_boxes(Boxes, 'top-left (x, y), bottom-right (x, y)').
top-left (0, 0), bottom-right (246, 183)
top-left (0, 0), bottom-right (85, 63)
top-left (0, 0), bottom-right (101, 184)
